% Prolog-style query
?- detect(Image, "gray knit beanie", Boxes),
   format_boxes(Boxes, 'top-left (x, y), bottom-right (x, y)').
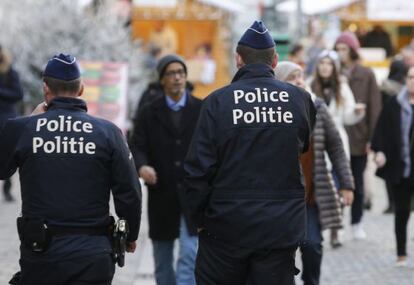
top-left (156, 54), bottom-right (187, 80)
top-left (274, 61), bottom-right (302, 82)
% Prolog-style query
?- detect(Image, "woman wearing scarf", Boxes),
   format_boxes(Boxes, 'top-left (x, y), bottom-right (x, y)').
top-left (308, 49), bottom-right (365, 247)
top-left (275, 61), bottom-right (354, 285)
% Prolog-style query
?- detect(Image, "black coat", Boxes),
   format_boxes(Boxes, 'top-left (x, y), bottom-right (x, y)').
top-left (129, 93), bottom-right (202, 240)
top-left (0, 67), bottom-right (24, 128)
top-left (371, 96), bottom-right (406, 184)
top-left (184, 64), bottom-right (316, 249)
top-left (137, 82), bottom-right (194, 115)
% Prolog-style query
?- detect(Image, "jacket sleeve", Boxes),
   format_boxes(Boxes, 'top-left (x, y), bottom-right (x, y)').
top-left (0, 69), bottom-right (24, 103)
top-left (110, 127), bottom-right (142, 242)
top-left (0, 119), bottom-right (21, 179)
top-left (341, 82), bottom-right (364, 126)
top-left (136, 86), bottom-right (155, 114)
top-left (371, 104), bottom-right (387, 153)
top-left (367, 70), bottom-right (382, 140)
top-left (322, 105), bottom-right (355, 190)
top-left (128, 106), bottom-right (149, 170)
top-left (183, 97), bottom-right (218, 228)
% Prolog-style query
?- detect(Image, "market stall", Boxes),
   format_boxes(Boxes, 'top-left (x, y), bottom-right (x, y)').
top-left (132, 0), bottom-right (239, 98)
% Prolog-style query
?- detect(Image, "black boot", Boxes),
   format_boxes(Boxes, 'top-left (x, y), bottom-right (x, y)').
top-left (3, 179), bottom-right (14, 202)
top-left (383, 205), bottom-right (394, 214)
top-left (364, 199), bottom-right (372, 210)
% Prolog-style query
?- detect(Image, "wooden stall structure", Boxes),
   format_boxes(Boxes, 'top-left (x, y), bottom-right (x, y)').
top-left (131, 0), bottom-right (235, 98)
top-left (336, 0), bottom-right (414, 53)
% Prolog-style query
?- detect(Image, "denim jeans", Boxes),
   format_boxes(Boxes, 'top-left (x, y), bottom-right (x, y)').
top-left (152, 217), bottom-right (198, 285)
top-left (152, 240), bottom-right (176, 285)
top-left (300, 204), bottom-right (323, 285)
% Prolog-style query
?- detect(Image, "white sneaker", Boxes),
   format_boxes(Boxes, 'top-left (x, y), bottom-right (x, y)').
top-left (338, 229), bottom-right (345, 243)
top-left (352, 223), bottom-right (367, 240)
top-left (396, 259), bottom-right (408, 267)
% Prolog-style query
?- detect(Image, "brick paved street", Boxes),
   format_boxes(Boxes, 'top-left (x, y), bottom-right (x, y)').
top-left (1, 159), bottom-right (414, 285)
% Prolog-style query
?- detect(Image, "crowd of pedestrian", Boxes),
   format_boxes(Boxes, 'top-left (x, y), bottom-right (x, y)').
top-left (2, 18), bottom-right (414, 285)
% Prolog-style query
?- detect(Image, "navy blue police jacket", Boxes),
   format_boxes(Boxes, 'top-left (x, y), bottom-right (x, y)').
top-left (0, 97), bottom-right (141, 261)
top-left (184, 63), bottom-right (316, 249)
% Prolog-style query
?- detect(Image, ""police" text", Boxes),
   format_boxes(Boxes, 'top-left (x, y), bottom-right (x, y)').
top-left (232, 88), bottom-right (294, 125)
top-left (33, 116), bottom-right (96, 154)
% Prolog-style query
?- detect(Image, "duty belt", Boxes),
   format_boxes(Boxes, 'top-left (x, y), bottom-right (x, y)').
top-left (47, 225), bottom-right (110, 237)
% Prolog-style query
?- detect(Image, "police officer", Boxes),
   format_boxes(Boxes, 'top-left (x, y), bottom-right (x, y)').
top-left (183, 21), bottom-right (316, 285)
top-left (0, 54), bottom-right (141, 285)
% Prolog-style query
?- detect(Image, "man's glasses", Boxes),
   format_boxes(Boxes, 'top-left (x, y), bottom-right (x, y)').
top-left (164, 69), bottom-right (186, 78)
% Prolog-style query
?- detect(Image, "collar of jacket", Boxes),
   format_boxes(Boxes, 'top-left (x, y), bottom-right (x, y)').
top-left (231, 63), bottom-right (275, 83)
top-left (397, 86), bottom-right (410, 113)
top-left (153, 90), bottom-right (194, 110)
top-left (47, 96), bottom-right (88, 112)
top-left (151, 92), bottom-right (196, 136)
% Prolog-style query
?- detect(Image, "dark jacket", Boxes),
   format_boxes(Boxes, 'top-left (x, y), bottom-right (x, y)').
top-left (312, 98), bottom-right (354, 230)
top-left (137, 81), bottom-right (194, 114)
top-left (0, 97), bottom-right (142, 258)
top-left (362, 29), bottom-right (393, 57)
top-left (129, 93), bottom-right (203, 240)
top-left (380, 78), bottom-right (403, 105)
top-left (371, 96), bottom-right (407, 184)
top-left (345, 64), bottom-right (381, 156)
top-left (184, 64), bottom-right (316, 249)
top-left (0, 67), bottom-right (24, 128)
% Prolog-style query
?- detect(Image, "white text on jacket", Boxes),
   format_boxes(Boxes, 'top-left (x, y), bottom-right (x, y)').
top-left (232, 88), bottom-right (294, 125)
top-left (32, 116), bottom-right (96, 154)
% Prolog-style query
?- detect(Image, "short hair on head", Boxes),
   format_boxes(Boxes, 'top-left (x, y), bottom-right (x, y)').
top-left (43, 76), bottom-right (81, 94)
top-left (236, 45), bottom-right (276, 66)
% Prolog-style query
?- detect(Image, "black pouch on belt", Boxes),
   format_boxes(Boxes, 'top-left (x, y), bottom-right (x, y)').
top-left (17, 217), bottom-right (51, 253)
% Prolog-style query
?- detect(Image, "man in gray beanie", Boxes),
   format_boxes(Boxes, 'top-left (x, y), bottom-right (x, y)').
top-left (129, 54), bottom-right (202, 285)
top-left (136, 54), bottom-right (194, 113)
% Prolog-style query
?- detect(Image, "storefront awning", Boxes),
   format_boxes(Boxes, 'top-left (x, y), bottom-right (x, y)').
top-left (277, 0), bottom-right (358, 15)
top-left (198, 0), bottom-right (245, 13)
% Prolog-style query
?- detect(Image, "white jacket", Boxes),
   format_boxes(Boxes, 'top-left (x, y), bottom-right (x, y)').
top-left (307, 77), bottom-right (364, 159)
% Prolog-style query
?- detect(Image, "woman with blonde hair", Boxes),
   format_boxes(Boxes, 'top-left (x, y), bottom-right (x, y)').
top-left (275, 61), bottom-right (354, 285)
